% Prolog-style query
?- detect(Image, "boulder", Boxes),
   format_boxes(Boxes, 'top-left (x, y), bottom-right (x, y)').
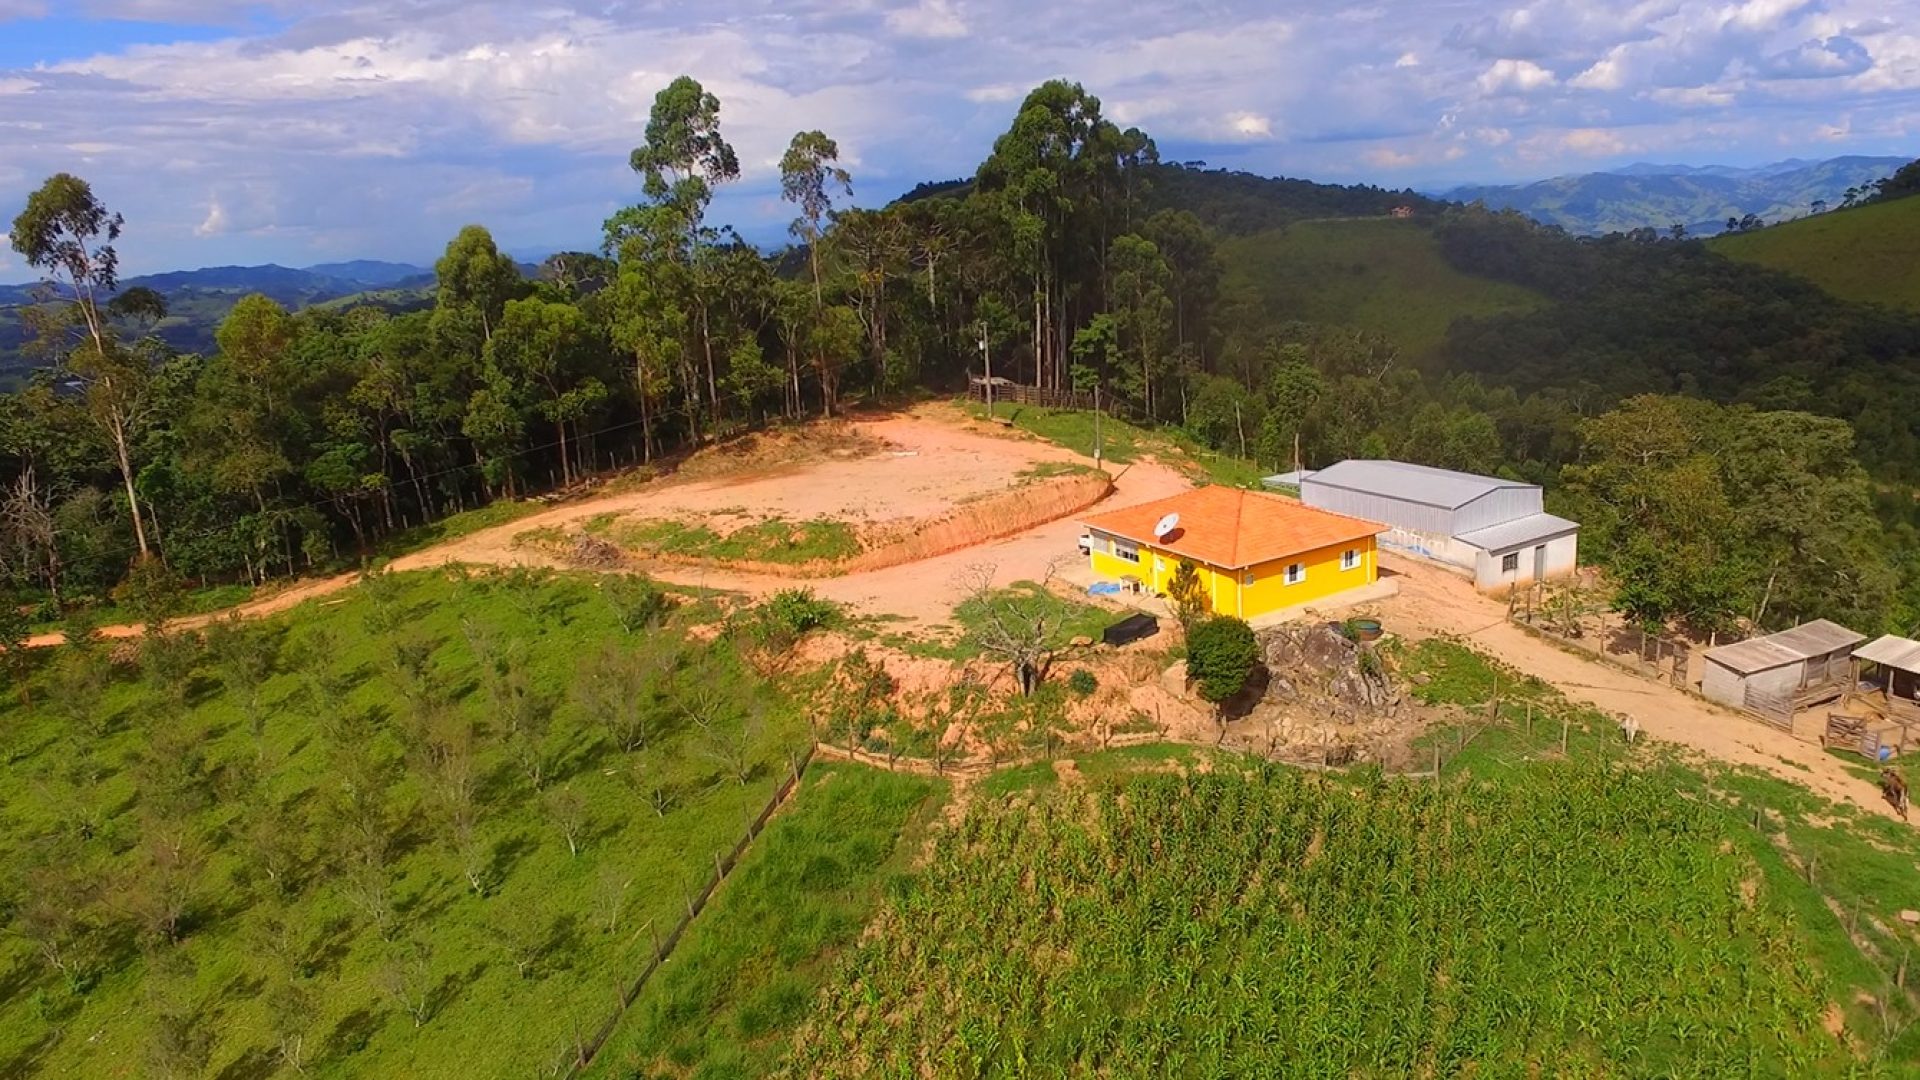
top-left (1901, 910), bottom-right (1920, 925)
top-left (1161, 660), bottom-right (1190, 697)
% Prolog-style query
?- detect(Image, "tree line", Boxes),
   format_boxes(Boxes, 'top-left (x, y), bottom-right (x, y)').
top-left (4, 76), bottom-right (1918, 639)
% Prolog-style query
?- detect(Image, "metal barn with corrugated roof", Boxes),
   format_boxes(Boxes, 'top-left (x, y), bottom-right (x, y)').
top-left (1299, 460), bottom-right (1578, 590)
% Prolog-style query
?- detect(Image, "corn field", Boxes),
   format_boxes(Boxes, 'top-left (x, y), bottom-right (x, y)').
top-left (779, 762), bottom-right (1848, 1076)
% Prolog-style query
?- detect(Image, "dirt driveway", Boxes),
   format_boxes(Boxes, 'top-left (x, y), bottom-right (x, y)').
top-left (1376, 554), bottom-right (1899, 819)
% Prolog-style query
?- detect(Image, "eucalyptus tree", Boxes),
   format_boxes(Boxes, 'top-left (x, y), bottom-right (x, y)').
top-left (432, 225), bottom-right (523, 353)
top-left (628, 75), bottom-right (741, 429)
top-left (485, 297), bottom-right (604, 486)
top-left (780, 129), bottom-right (853, 316)
top-left (11, 174), bottom-right (156, 556)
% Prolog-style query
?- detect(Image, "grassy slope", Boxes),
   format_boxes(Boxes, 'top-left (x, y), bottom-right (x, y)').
top-left (0, 570), bottom-right (809, 1079)
top-left (582, 764), bottom-right (946, 1078)
top-left (1711, 197), bottom-right (1920, 311)
top-left (1217, 217), bottom-right (1547, 358)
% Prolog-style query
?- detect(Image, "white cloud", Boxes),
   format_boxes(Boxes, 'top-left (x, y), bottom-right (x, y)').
top-left (0, 0), bottom-right (1911, 271)
top-left (194, 199), bottom-right (228, 237)
top-left (1228, 112), bottom-right (1272, 138)
top-left (964, 83), bottom-right (1020, 103)
top-left (1569, 51), bottom-right (1626, 90)
top-left (1650, 84), bottom-right (1738, 107)
top-left (885, 0), bottom-right (968, 40)
top-left (1477, 57), bottom-right (1557, 93)
top-left (1763, 36), bottom-right (1872, 79)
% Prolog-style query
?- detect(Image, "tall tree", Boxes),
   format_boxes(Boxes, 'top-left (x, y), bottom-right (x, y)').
top-left (11, 175), bottom-right (155, 556)
top-left (485, 298), bottom-right (603, 487)
top-left (432, 226), bottom-right (522, 352)
top-left (780, 130), bottom-right (852, 308)
top-left (629, 76), bottom-right (740, 428)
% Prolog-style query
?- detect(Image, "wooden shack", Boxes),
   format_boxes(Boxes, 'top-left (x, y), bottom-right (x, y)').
top-left (1701, 619), bottom-right (1865, 729)
top-left (1853, 635), bottom-right (1920, 722)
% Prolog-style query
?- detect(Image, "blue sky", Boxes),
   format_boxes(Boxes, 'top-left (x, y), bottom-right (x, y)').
top-left (2, 0), bottom-right (1917, 275)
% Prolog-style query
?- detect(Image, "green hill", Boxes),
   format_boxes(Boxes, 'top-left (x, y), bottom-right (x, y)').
top-left (1217, 217), bottom-right (1546, 358)
top-left (1710, 196), bottom-right (1920, 311)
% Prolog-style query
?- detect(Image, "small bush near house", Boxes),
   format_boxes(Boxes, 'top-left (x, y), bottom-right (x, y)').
top-left (1067, 669), bottom-right (1098, 697)
top-left (1186, 616), bottom-right (1259, 703)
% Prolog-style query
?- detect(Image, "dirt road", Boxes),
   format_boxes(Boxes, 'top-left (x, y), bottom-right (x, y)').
top-left (1378, 554), bottom-right (1898, 818)
top-left (27, 407), bottom-right (1189, 642)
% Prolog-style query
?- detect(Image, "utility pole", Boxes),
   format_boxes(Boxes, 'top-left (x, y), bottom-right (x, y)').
top-left (979, 321), bottom-right (993, 421)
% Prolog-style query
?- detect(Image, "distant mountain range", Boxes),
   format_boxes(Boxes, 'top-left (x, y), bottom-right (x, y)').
top-left (1443, 156), bottom-right (1909, 236)
top-left (0, 259), bottom-right (433, 305)
top-left (0, 261), bottom-right (438, 385)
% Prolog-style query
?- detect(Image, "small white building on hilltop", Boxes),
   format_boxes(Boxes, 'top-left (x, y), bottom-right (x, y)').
top-left (1298, 460), bottom-right (1578, 591)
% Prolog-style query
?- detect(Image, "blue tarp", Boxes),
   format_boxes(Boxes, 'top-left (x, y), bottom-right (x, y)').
top-left (1088, 582), bottom-right (1122, 596)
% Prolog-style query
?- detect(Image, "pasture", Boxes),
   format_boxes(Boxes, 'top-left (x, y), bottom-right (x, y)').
top-left (0, 567), bottom-right (810, 1078)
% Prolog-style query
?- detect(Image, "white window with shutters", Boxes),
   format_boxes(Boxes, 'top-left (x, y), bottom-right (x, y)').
top-left (1285, 562), bottom-right (1305, 585)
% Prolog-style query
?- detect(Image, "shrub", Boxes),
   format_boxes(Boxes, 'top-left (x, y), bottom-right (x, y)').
top-left (1186, 616), bottom-right (1259, 704)
top-left (601, 573), bottom-right (674, 633)
top-left (764, 588), bottom-right (838, 636)
top-left (1067, 668), bottom-right (1098, 697)
top-left (1167, 560), bottom-right (1207, 628)
top-left (734, 588), bottom-right (841, 651)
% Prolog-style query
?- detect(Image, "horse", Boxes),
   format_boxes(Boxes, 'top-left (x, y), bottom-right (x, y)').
top-left (1882, 768), bottom-right (1910, 821)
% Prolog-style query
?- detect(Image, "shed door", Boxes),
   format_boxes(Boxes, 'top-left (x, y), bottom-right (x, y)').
top-left (1533, 544), bottom-right (1547, 580)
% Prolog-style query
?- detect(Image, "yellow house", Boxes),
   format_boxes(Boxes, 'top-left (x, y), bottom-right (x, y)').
top-left (1081, 486), bottom-right (1385, 620)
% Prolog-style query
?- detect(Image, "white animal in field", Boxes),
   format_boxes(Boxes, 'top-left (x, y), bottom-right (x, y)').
top-left (1620, 715), bottom-right (1640, 745)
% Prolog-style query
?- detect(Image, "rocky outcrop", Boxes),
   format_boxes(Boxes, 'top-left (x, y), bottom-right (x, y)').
top-left (1261, 622), bottom-right (1400, 713)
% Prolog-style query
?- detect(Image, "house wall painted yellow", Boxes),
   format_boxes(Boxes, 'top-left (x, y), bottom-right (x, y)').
top-left (1087, 531), bottom-right (1377, 619)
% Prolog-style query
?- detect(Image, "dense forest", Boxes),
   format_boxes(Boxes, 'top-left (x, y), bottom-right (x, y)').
top-left (4, 77), bottom-right (1919, 638)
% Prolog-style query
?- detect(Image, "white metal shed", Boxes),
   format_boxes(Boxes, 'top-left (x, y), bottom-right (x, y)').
top-left (1701, 619), bottom-right (1866, 728)
top-left (1299, 460), bottom-right (1578, 589)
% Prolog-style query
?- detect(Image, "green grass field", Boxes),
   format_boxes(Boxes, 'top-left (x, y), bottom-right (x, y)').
top-left (582, 763), bottom-right (946, 1077)
top-left (1711, 197), bottom-right (1920, 311)
top-left (780, 760), bottom-right (1853, 1075)
top-left (0, 568), bottom-right (811, 1079)
top-left (1218, 217), bottom-right (1547, 357)
top-left (965, 402), bottom-right (1269, 488)
top-left (599, 516), bottom-right (864, 565)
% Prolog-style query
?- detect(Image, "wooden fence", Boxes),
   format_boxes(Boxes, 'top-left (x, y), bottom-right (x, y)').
top-left (565, 742), bottom-right (818, 1076)
top-left (1742, 686), bottom-right (1797, 731)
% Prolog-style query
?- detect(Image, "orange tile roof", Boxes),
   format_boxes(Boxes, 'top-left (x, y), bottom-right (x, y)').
top-left (1080, 486), bottom-right (1383, 569)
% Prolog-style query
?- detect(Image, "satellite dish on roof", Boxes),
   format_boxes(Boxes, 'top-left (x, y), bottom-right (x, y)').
top-left (1154, 512), bottom-right (1180, 540)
